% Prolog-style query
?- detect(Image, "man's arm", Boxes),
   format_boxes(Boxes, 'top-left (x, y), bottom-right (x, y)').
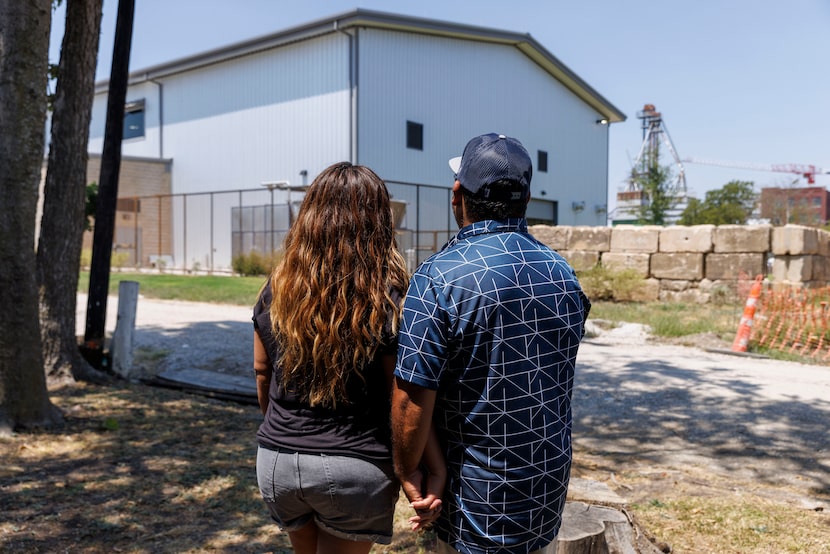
top-left (391, 377), bottom-right (444, 528)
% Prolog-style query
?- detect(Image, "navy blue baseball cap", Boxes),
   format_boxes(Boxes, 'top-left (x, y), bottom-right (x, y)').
top-left (448, 133), bottom-right (532, 201)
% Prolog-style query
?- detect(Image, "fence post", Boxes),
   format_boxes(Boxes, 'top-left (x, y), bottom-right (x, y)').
top-left (112, 280), bottom-right (140, 379)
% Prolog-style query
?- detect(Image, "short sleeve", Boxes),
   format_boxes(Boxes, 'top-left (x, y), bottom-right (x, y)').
top-left (393, 270), bottom-right (449, 390)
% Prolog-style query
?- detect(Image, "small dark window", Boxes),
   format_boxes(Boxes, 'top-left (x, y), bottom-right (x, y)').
top-left (406, 121), bottom-right (423, 150)
top-left (538, 150), bottom-right (548, 172)
top-left (123, 99), bottom-right (145, 140)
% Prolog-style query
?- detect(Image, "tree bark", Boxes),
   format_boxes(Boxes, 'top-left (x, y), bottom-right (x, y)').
top-left (37, 0), bottom-right (105, 384)
top-left (0, 0), bottom-right (63, 433)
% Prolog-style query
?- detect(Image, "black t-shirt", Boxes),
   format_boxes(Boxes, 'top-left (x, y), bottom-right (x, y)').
top-left (253, 282), bottom-right (400, 462)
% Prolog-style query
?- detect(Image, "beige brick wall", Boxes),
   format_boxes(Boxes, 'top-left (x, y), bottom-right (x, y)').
top-left (82, 156), bottom-right (172, 266)
top-left (528, 223), bottom-right (830, 302)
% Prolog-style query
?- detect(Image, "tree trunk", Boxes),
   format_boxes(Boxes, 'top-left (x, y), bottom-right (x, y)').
top-left (0, 0), bottom-right (63, 434)
top-left (37, 0), bottom-right (105, 384)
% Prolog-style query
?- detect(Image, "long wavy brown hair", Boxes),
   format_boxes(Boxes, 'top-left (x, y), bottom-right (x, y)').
top-left (269, 162), bottom-right (409, 408)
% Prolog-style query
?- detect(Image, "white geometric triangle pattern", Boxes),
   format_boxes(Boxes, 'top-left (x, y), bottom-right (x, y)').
top-left (395, 220), bottom-right (591, 554)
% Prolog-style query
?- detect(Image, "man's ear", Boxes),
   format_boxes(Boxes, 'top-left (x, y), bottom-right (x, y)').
top-left (451, 181), bottom-right (463, 206)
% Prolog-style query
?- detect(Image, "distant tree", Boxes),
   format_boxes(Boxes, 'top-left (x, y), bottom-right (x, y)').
top-left (630, 146), bottom-right (678, 225)
top-left (37, 0), bottom-right (104, 383)
top-left (679, 180), bottom-right (756, 225)
top-left (0, 0), bottom-right (64, 433)
top-left (679, 197), bottom-right (704, 225)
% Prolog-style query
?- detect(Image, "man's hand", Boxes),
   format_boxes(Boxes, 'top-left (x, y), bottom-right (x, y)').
top-left (400, 466), bottom-right (443, 531)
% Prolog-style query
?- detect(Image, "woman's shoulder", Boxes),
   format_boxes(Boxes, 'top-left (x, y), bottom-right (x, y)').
top-left (253, 279), bottom-right (273, 319)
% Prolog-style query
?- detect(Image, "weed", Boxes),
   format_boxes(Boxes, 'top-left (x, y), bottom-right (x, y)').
top-left (232, 250), bottom-right (282, 276)
top-left (577, 265), bottom-right (646, 302)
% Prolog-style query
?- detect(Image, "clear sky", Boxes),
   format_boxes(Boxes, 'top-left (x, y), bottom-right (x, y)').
top-left (49, 0), bottom-right (830, 215)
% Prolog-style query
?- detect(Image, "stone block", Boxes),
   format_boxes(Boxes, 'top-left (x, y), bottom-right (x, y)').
top-left (616, 278), bottom-right (659, 302)
top-left (570, 226), bottom-right (611, 252)
top-left (784, 255), bottom-right (815, 281)
top-left (818, 229), bottom-right (830, 257)
top-left (659, 288), bottom-right (708, 304)
top-left (530, 225), bottom-right (570, 251)
top-left (659, 225), bottom-right (714, 253)
top-left (650, 252), bottom-right (704, 280)
top-left (712, 225), bottom-right (771, 253)
top-left (600, 252), bottom-right (650, 278)
top-left (814, 256), bottom-right (830, 282)
top-left (610, 225), bottom-right (660, 253)
top-left (705, 253), bottom-right (766, 280)
top-left (660, 279), bottom-right (692, 292)
top-left (771, 225), bottom-right (819, 255)
top-left (771, 257), bottom-right (788, 282)
top-left (561, 250), bottom-right (600, 272)
top-left (699, 279), bottom-right (741, 302)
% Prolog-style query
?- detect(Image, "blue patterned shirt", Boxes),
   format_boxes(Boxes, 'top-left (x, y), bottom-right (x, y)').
top-left (394, 219), bottom-right (590, 554)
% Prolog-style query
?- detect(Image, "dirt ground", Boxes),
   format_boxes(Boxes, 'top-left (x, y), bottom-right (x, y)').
top-left (20, 295), bottom-right (819, 552)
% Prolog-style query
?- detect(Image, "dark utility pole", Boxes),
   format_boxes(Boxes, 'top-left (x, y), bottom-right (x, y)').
top-left (83, 0), bottom-right (135, 367)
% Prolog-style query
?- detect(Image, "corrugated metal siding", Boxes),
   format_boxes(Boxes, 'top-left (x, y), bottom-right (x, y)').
top-left (89, 81), bottom-right (161, 158)
top-left (90, 33), bottom-right (354, 195)
top-left (87, 33), bottom-right (356, 269)
top-left (356, 28), bottom-right (609, 226)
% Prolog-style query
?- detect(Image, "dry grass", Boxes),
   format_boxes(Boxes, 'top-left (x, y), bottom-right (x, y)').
top-left (2, 382), bottom-right (828, 553)
top-left (0, 382), bottom-right (437, 553)
top-left (571, 455), bottom-right (830, 554)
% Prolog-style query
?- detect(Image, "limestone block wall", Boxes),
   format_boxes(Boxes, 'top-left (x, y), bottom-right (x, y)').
top-left (529, 223), bottom-right (830, 303)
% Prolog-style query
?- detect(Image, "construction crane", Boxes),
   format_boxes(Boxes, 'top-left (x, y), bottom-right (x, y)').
top-left (682, 157), bottom-right (826, 184)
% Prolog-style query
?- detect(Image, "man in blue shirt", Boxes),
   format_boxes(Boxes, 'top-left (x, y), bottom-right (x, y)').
top-left (391, 133), bottom-right (591, 554)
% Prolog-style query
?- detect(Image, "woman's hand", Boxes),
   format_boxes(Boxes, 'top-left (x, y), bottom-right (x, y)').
top-left (400, 465), bottom-right (444, 531)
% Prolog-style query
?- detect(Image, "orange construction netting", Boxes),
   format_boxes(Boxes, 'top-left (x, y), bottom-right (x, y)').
top-left (751, 281), bottom-right (830, 361)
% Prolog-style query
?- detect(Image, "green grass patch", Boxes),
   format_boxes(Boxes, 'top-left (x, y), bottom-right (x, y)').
top-left (590, 300), bottom-right (740, 340)
top-left (78, 272), bottom-right (266, 305)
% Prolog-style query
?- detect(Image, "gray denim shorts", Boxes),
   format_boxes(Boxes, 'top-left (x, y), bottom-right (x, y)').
top-left (256, 446), bottom-right (400, 544)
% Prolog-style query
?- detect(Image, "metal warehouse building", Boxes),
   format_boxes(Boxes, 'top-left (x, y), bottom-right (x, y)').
top-left (87, 9), bottom-right (625, 273)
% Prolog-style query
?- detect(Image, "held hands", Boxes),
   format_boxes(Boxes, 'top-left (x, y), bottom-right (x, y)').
top-left (400, 464), bottom-right (445, 531)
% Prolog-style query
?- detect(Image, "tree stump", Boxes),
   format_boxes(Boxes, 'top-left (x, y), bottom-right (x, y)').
top-left (558, 479), bottom-right (668, 554)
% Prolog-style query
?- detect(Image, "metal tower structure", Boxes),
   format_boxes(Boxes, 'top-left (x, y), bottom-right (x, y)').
top-left (613, 104), bottom-right (687, 224)
top-left (627, 104), bottom-right (687, 194)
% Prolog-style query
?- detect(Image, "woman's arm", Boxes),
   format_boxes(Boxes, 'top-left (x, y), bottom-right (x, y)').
top-left (253, 331), bottom-right (272, 415)
top-left (409, 424), bottom-right (446, 530)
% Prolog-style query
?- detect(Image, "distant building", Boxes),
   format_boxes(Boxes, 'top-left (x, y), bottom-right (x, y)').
top-left (86, 9), bottom-right (624, 271)
top-left (760, 186), bottom-right (829, 226)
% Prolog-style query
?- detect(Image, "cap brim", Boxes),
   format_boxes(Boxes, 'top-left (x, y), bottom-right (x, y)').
top-left (448, 156), bottom-right (462, 174)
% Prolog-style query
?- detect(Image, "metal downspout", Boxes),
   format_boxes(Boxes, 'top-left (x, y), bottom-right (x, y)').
top-left (148, 75), bottom-right (163, 159)
top-left (334, 20), bottom-right (357, 163)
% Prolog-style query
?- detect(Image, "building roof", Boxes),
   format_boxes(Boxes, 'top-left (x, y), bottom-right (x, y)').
top-left (101, 8), bottom-right (626, 123)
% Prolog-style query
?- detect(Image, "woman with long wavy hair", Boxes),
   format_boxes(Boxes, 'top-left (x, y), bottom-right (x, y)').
top-left (252, 162), bottom-right (442, 554)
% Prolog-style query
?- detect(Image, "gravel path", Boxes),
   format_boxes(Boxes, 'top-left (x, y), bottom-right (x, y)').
top-left (78, 293), bottom-right (830, 508)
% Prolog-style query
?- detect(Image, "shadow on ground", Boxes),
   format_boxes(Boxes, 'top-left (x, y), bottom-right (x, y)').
top-left (573, 341), bottom-right (830, 498)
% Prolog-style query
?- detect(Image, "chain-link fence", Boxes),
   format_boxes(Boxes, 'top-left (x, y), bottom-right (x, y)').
top-left (103, 180), bottom-right (457, 274)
